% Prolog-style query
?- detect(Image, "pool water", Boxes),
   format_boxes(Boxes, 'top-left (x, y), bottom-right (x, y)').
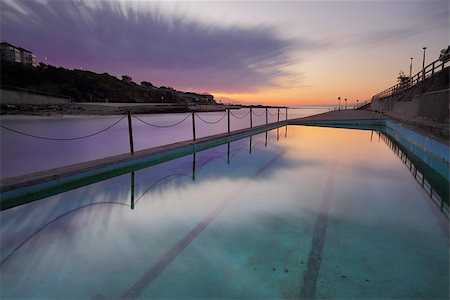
top-left (0, 126), bottom-right (448, 299)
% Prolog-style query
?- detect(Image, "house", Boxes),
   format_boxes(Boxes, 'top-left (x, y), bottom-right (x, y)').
top-left (18, 47), bottom-right (37, 67)
top-left (0, 42), bottom-right (37, 67)
top-left (0, 42), bottom-right (21, 63)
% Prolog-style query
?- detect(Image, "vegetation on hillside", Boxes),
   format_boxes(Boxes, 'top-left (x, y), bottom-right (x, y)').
top-left (0, 61), bottom-right (215, 104)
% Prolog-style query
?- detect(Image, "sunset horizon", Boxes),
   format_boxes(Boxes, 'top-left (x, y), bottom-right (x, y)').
top-left (2, 0), bottom-right (448, 106)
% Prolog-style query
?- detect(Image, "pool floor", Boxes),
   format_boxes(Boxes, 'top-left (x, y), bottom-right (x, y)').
top-left (0, 126), bottom-right (448, 299)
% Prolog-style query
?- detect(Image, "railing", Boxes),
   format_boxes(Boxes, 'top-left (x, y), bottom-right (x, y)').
top-left (372, 57), bottom-right (449, 102)
top-left (0, 84), bottom-right (73, 101)
top-left (0, 107), bottom-right (289, 157)
top-left (355, 100), bottom-right (371, 109)
top-left (329, 99), bottom-right (370, 111)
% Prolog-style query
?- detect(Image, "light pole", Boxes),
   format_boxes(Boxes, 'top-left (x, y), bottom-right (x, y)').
top-left (356, 99), bottom-right (359, 108)
top-left (44, 56), bottom-right (55, 66)
top-left (422, 47), bottom-right (427, 80)
top-left (338, 97), bottom-right (341, 111)
top-left (345, 98), bottom-right (347, 110)
top-left (409, 57), bottom-right (413, 81)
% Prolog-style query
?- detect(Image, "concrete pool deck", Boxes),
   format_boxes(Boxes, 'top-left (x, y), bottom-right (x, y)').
top-left (290, 109), bottom-right (377, 122)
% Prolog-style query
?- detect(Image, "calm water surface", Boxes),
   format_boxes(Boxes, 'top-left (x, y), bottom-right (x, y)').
top-left (0, 126), bottom-right (448, 299)
top-left (0, 107), bottom-right (328, 178)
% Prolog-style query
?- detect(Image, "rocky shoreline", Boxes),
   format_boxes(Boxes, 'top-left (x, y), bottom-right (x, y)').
top-left (0, 103), bottom-right (238, 116)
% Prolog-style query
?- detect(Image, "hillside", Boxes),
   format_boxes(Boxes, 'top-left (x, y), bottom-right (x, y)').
top-left (0, 61), bottom-right (215, 105)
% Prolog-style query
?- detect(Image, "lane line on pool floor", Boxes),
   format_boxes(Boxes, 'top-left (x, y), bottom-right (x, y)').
top-left (299, 161), bottom-right (337, 299)
top-left (107, 150), bottom-right (286, 300)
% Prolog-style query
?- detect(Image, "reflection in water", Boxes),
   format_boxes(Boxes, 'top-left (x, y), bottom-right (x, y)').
top-left (130, 172), bottom-right (135, 210)
top-left (0, 201), bottom-right (130, 269)
top-left (1, 125), bottom-right (448, 299)
top-left (379, 132), bottom-right (449, 218)
top-left (0, 129), bottom-right (286, 274)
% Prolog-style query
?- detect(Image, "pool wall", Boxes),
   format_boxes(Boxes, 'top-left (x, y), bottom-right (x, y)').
top-left (384, 120), bottom-right (449, 180)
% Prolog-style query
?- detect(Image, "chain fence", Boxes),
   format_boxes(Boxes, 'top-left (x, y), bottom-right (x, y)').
top-left (132, 113), bottom-right (190, 128)
top-left (0, 115), bottom-right (126, 141)
top-left (195, 112), bottom-right (227, 124)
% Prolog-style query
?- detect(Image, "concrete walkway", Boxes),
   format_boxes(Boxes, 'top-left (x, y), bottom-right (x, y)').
top-left (290, 109), bottom-right (377, 121)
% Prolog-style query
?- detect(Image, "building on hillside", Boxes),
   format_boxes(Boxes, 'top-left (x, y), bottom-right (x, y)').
top-left (0, 42), bottom-right (21, 63)
top-left (178, 91), bottom-right (215, 103)
top-left (18, 47), bottom-right (37, 67)
top-left (0, 42), bottom-right (37, 67)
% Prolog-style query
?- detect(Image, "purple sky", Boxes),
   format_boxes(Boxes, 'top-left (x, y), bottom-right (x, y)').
top-left (1, 0), bottom-right (312, 93)
top-left (1, 0), bottom-right (448, 104)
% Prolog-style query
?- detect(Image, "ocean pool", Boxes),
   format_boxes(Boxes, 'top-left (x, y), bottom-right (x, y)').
top-left (0, 125), bottom-right (448, 299)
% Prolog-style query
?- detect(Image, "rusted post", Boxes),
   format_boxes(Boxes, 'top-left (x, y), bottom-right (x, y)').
top-left (250, 107), bottom-right (253, 128)
top-left (277, 108), bottom-right (280, 122)
top-left (127, 111), bottom-right (134, 155)
top-left (227, 108), bottom-right (230, 133)
top-left (192, 111), bottom-right (196, 141)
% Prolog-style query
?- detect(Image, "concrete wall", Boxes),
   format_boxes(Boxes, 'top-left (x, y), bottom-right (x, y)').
top-left (370, 66), bottom-right (449, 123)
top-left (371, 88), bottom-right (449, 123)
top-left (417, 89), bottom-right (449, 122)
top-left (1, 89), bottom-right (71, 105)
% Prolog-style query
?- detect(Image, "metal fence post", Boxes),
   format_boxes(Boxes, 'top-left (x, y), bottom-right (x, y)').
top-left (192, 111), bottom-right (196, 141)
top-left (127, 111), bottom-right (134, 155)
top-left (250, 107), bottom-right (253, 128)
top-left (227, 108), bottom-right (230, 133)
top-left (286, 107), bottom-right (288, 121)
top-left (277, 108), bottom-right (280, 122)
top-left (265, 107), bottom-right (268, 125)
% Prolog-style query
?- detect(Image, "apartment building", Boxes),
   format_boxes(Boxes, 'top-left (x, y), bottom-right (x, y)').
top-left (0, 42), bottom-right (37, 67)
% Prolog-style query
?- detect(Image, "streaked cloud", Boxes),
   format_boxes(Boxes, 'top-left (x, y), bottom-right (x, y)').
top-left (0, 0), bottom-right (318, 93)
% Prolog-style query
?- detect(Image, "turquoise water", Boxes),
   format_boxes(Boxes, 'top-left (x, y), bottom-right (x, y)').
top-left (0, 126), bottom-right (448, 299)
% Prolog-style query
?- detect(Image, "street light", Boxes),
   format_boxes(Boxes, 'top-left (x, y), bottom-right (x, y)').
top-left (338, 97), bottom-right (341, 111)
top-left (345, 98), bottom-right (347, 110)
top-left (422, 47), bottom-right (427, 80)
top-left (409, 57), bottom-right (413, 81)
top-left (356, 99), bottom-right (359, 108)
top-left (44, 56), bottom-right (55, 66)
